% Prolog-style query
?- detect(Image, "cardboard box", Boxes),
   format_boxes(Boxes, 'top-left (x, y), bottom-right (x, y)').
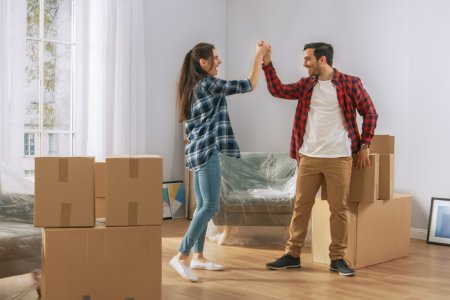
top-left (95, 197), bottom-right (106, 219)
top-left (369, 135), bottom-right (395, 200)
top-left (106, 156), bottom-right (162, 226)
top-left (311, 197), bottom-right (331, 264)
top-left (95, 162), bottom-right (106, 198)
top-left (370, 135), bottom-right (395, 154)
top-left (94, 162), bottom-right (107, 219)
top-left (312, 194), bottom-right (412, 269)
top-left (321, 154), bottom-right (379, 203)
top-left (34, 157), bottom-right (95, 227)
top-left (184, 168), bottom-right (196, 220)
top-left (41, 225), bottom-right (161, 300)
top-left (349, 153), bottom-right (379, 203)
top-left (378, 154), bottom-right (394, 200)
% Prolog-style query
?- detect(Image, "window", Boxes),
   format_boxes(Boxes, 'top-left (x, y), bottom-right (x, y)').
top-left (24, 133), bottom-right (36, 156)
top-left (24, 0), bottom-right (75, 177)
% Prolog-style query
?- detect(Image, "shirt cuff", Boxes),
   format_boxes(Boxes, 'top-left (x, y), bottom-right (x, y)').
top-left (262, 61), bottom-right (274, 70)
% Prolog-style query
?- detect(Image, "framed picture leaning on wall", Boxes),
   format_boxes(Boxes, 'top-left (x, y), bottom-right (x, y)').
top-left (427, 197), bottom-right (450, 246)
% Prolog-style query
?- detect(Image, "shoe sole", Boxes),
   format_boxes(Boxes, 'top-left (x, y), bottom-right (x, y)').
top-left (191, 266), bottom-right (224, 271)
top-left (266, 265), bottom-right (301, 270)
top-left (329, 267), bottom-right (355, 276)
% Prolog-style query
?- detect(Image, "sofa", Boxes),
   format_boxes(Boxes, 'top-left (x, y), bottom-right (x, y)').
top-left (212, 152), bottom-right (297, 227)
top-left (0, 162), bottom-right (41, 279)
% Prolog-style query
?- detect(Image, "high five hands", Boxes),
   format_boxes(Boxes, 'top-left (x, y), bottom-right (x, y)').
top-left (256, 41), bottom-right (272, 66)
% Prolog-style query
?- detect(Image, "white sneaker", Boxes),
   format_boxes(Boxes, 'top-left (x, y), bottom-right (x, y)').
top-left (190, 259), bottom-right (224, 271)
top-left (170, 256), bottom-right (198, 282)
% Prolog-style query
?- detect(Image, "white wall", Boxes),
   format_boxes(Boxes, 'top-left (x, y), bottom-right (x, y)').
top-left (143, 0), bottom-right (450, 231)
top-left (225, 0), bottom-right (450, 230)
top-left (142, 0), bottom-right (227, 182)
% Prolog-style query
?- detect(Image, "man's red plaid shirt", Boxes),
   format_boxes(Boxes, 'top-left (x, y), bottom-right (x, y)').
top-left (263, 62), bottom-right (378, 161)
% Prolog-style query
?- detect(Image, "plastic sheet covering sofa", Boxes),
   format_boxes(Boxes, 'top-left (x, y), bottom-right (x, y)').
top-left (0, 161), bottom-right (41, 279)
top-left (212, 152), bottom-right (297, 227)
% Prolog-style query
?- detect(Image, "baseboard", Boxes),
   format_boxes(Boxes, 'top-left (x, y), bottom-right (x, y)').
top-left (410, 228), bottom-right (427, 240)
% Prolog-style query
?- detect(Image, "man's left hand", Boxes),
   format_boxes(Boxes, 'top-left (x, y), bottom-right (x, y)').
top-left (357, 148), bottom-right (370, 169)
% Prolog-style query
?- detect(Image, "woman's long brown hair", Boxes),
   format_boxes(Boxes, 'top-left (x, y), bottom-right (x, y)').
top-left (177, 43), bottom-right (215, 122)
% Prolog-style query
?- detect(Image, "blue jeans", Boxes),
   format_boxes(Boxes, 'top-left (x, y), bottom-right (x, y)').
top-left (179, 150), bottom-right (221, 256)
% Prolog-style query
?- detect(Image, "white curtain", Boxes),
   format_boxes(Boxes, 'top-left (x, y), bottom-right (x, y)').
top-left (74, 0), bottom-right (148, 160)
top-left (0, 0), bottom-right (26, 171)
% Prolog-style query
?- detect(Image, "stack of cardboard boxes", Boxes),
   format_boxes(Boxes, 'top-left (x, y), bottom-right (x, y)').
top-left (35, 156), bottom-right (163, 300)
top-left (312, 135), bottom-right (412, 269)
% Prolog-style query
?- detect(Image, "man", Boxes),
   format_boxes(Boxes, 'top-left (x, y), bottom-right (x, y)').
top-left (262, 42), bottom-right (377, 276)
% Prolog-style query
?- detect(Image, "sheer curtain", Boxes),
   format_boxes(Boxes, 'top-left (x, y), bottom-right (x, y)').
top-left (0, 0), bottom-right (26, 171)
top-left (74, 0), bottom-right (147, 160)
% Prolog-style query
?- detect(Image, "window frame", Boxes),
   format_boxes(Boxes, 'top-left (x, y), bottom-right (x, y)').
top-left (24, 0), bottom-right (76, 159)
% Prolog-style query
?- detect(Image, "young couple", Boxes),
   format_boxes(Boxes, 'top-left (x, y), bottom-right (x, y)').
top-left (171, 41), bottom-right (377, 282)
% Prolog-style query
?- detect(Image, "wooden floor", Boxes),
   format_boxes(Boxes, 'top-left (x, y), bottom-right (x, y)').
top-left (162, 219), bottom-right (450, 300)
top-left (3, 219), bottom-right (450, 300)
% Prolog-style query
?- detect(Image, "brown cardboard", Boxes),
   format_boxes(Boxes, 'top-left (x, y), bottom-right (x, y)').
top-left (95, 162), bottom-right (106, 198)
top-left (312, 194), bottom-right (412, 269)
top-left (348, 154), bottom-right (379, 203)
top-left (311, 197), bottom-right (331, 264)
top-left (370, 135), bottom-right (395, 154)
top-left (378, 154), bottom-right (395, 200)
top-left (184, 168), bottom-right (196, 220)
top-left (34, 157), bottom-right (95, 227)
top-left (321, 154), bottom-right (379, 203)
top-left (41, 225), bottom-right (161, 300)
top-left (106, 156), bottom-right (163, 226)
top-left (95, 197), bottom-right (106, 219)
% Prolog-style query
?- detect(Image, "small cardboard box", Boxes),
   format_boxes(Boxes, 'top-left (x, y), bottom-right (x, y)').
top-left (312, 193), bottom-right (412, 269)
top-left (348, 153), bottom-right (379, 203)
top-left (369, 135), bottom-right (395, 200)
top-left (321, 154), bottom-right (379, 203)
top-left (184, 168), bottom-right (196, 220)
top-left (370, 135), bottom-right (395, 154)
top-left (34, 157), bottom-right (95, 227)
top-left (95, 197), bottom-right (106, 219)
top-left (41, 225), bottom-right (161, 300)
top-left (94, 162), bottom-right (106, 198)
top-left (95, 162), bottom-right (107, 219)
top-left (106, 156), bottom-right (162, 226)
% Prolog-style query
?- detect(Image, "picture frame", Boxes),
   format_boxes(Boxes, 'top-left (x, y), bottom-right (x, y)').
top-left (162, 181), bottom-right (186, 219)
top-left (427, 197), bottom-right (450, 246)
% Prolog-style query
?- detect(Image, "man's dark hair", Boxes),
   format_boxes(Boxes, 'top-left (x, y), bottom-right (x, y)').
top-left (303, 42), bottom-right (334, 67)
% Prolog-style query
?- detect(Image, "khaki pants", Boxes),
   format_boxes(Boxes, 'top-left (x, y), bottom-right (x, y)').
top-left (285, 156), bottom-right (353, 260)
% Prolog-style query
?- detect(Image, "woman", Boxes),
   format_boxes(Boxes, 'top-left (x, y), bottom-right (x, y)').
top-left (171, 41), bottom-right (267, 281)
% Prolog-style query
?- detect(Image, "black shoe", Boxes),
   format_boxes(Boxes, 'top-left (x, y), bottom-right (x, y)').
top-left (330, 259), bottom-right (355, 276)
top-left (266, 254), bottom-right (301, 270)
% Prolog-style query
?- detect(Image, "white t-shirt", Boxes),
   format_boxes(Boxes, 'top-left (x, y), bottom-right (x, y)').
top-left (299, 79), bottom-right (352, 157)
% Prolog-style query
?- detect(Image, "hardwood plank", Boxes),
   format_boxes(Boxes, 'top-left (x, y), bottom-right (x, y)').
top-left (163, 219), bottom-right (450, 300)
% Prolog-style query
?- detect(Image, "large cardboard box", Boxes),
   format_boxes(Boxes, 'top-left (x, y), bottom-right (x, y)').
top-left (34, 157), bottom-right (95, 227)
top-left (106, 156), bottom-right (162, 226)
top-left (378, 154), bottom-right (394, 200)
top-left (321, 154), bottom-right (379, 203)
top-left (41, 225), bottom-right (161, 300)
top-left (95, 162), bottom-right (107, 218)
top-left (312, 193), bottom-right (412, 269)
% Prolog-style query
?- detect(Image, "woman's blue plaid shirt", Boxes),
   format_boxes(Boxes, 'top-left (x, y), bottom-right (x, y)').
top-left (184, 76), bottom-right (252, 170)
